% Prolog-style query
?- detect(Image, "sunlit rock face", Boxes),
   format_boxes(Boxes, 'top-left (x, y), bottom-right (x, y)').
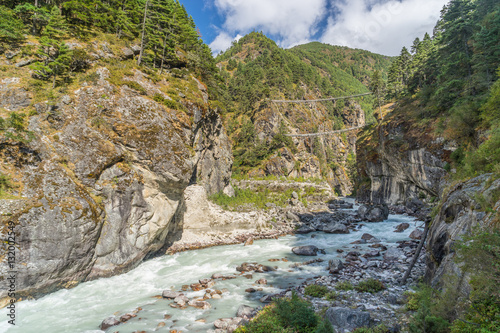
top-left (0, 68), bottom-right (232, 300)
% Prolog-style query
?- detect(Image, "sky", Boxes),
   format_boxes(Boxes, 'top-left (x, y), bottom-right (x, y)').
top-left (178, 0), bottom-right (450, 57)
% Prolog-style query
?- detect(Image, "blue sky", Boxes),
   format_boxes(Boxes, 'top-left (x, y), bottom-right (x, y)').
top-left (178, 0), bottom-right (449, 56)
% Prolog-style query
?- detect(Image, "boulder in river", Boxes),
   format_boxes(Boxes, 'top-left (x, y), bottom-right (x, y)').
top-left (162, 290), bottom-right (182, 299)
top-left (292, 245), bottom-right (320, 256)
top-left (237, 305), bottom-right (255, 318)
top-left (325, 307), bottom-right (372, 332)
top-left (394, 223), bottom-right (410, 232)
top-left (199, 278), bottom-right (215, 288)
top-left (188, 300), bottom-right (211, 310)
top-left (324, 223), bottom-right (349, 234)
top-left (99, 317), bottom-right (120, 330)
top-left (358, 204), bottom-right (389, 222)
top-left (328, 259), bottom-right (344, 274)
top-left (295, 225), bottom-right (316, 234)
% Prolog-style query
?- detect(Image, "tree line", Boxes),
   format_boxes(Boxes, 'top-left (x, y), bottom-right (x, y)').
top-left (0, 0), bottom-right (217, 89)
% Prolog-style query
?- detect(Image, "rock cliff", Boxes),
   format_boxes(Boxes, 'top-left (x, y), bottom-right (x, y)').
top-left (0, 63), bottom-right (232, 301)
top-left (356, 105), bottom-right (450, 207)
top-left (425, 175), bottom-right (500, 293)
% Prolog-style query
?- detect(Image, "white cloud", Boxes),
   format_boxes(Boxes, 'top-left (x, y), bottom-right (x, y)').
top-left (208, 0), bottom-right (449, 56)
top-left (209, 32), bottom-right (243, 55)
top-left (320, 0), bottom-right (449, 55)
top-left (212, 0), bottom-right (327, 50)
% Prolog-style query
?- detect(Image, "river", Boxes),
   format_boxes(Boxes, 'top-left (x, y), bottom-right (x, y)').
top-left (0, 201), bottom-right (422, 333)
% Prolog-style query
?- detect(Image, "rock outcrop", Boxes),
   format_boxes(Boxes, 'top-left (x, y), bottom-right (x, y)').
top-left (0, 67), bottom-right (233, 301)
top-left (356, 108), bottom-right (450, 207)
top-left (425, 175), bottom-right (500, 294)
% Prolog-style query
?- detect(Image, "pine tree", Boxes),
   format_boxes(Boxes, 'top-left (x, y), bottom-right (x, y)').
top-left (31, 6), bottom-right (72, 88)
top-left (0, 5), bottom-right (25, 41)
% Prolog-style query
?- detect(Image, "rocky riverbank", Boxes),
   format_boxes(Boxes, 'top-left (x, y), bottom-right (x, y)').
top-left (98, 197), bottom-right (427, 333)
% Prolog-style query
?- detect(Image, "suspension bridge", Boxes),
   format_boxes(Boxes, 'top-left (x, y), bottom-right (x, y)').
top-left (269, 92), bottom-right (376, 137)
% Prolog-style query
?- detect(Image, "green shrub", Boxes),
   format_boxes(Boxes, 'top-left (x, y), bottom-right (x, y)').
top-left (315, 319), bottom-right (335, 333)
top-left (450, 228), bottom-right (500, 332)
top-left (274, 293), bottom-right (318, 333)
top-left (119, 80), bottom-right (146, 95)
top-left (355, 279), bottom-right (385, 294)
top-left (336, 281), bottom-right (354, 291)
top-left (408, 285), bottom-right (450, 333)
top-left (304, 284), bottom-right (328, 298)
top-left (234, 305), bottom-right (292, 333)
top-left (236, 292), bottom-right (322, 333)
top-left (404, 291), bottom-right (420, 311)
top-left (324, 291), bottom-right (338, 301)
top-left (153, 93), bottom-right (179, 110)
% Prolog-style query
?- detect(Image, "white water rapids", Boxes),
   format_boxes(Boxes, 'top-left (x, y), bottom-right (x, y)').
top-left (0, 200), bottom-right (422, 333)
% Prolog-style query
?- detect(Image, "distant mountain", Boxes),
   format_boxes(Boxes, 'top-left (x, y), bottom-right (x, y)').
top-left (291, 42), bottom-right (393, 85)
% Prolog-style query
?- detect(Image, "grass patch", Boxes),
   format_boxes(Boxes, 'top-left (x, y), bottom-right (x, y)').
top-left (153, 93), bottom-right (180, 110)
top-left (304, 284), bottom-right (329, 298)
top-left (355, 279), bottom-right (386, 294)
top-left (324, 291), bottom-right (338, 301)
top-left (209, 185), bottom-right (299, 211)
top-left (335, 281), bottom-right (354, 291)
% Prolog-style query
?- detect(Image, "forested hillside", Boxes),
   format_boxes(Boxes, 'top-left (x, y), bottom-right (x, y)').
top-left (355, 1), bottom-right (500, 332)
top-left (384, 0), bottom-right (499, 178)
top-left (0, 0), bottom-right (221, 93)
top-left (291, 42), bottom-right (393, 85)
top-left (216, 32), bottom-right (391, 193)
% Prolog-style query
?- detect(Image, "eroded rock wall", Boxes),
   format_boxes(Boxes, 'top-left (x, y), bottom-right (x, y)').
top-left (356, 110), bottom-right (449, 206)
top-left (425, 175), bottom-right (500, 293)
top-left (0, 68), bottom-right (232, 300)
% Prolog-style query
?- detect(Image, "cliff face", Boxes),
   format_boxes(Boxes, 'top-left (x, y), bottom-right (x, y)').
top-left (253, 99), bottom-right (365, 195)
top-left (425, 175), bottom-right (500, 292)
top-left (356, 106), bottom-right (449, 206)
top-left (0, 65), bottom-right (232, 300)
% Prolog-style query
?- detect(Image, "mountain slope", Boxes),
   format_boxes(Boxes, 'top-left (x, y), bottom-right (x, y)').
top-left (217, 32), bottom-right (391, 194)
top-left (291, 42), bottom-right (393, 85)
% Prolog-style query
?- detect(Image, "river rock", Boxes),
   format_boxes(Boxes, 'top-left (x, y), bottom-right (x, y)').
top-left (214, 318), bottom-right (233, 329)
top-left (174, 295), bottom-right (189, 307)
top-left (256, 278), bottom-right (267, 285)
top-left (295, 225), bottom-right (316, 234)
top-left (237, 305), bottom-right (255, 318)
top-left (361, 233), bottom-right (380, 243)
top-left (325, 307), bottom-right (371, 333)
top-left (292, 245), bottom-right (320, 256)
top-left (286, 211), bottom-right (301, 222)
top-left (188, 300), bottom-right (211, 310)
top-left (200, 278), bottom-right (216, 288)
top-left (191, 283), bottom-right (204, 291)
top-left (409, 228), bottom-right (424, 240)
top-left (394, 223), bottom-right (410, 232)
top-left (259, 295), bottom-right (273, 303)
top-left (119, 313), bottom-right (136, 322)
top-left (384, 247), bottom-right (405, 261)
top-left (100, 317), bottom-right (120, 330)
top-left (162, 290), bottom-right (182, 299)
top-left (358, 204), bottom-right (389, 222)
top-left (324, 223), bottom-right (349, 234)
top-left (244, 237), bottom-right (254, 246)
top-left (328, 259), bottom-right (344, 274)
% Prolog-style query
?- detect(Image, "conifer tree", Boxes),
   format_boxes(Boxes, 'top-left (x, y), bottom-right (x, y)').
top-left (31, 6), bottom-right (72, 88)
top-left (0, 5), bottom-right (25, 41)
